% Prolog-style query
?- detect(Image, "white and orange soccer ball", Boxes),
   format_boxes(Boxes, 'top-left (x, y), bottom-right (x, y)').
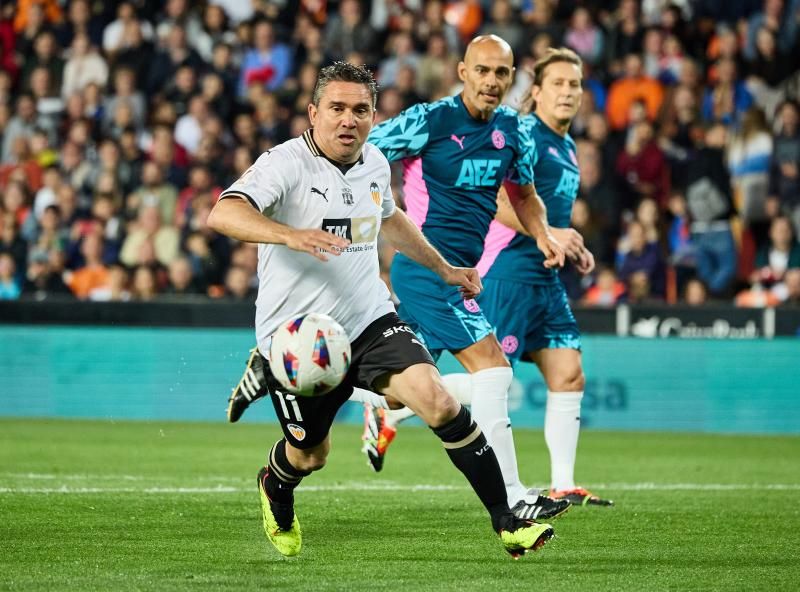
top-left (268, 313), bottom-right (351, 397)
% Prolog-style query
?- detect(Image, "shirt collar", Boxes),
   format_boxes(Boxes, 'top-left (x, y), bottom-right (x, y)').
top-left (302, 128), bottom-right (364, 165)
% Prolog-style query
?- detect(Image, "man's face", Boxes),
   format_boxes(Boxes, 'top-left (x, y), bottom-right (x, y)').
top-left (532, 61), bottom-right (583, 125)
top-left (458, 40), bottom-right (514, 120)
top-left (308, 81), bottom-right (375, 164)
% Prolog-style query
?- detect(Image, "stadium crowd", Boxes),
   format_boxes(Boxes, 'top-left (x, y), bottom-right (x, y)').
top-left (1, 0), bottom-right (800, 307)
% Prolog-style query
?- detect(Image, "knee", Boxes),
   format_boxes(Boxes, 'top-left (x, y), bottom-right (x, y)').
top-left (414, 379), bottom-right (460, 428)
top-left (288, 447), bottom-right (328, 472)
top-left (549, 367), bottom-right (585, 393)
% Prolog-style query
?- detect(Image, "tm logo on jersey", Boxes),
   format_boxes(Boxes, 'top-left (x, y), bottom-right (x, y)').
top-left (555, 170), bottom-right (580, 197)
top-left (322, 217), bottom-right (378, 244)
top-left (455, 159), bottom-right (502, 187)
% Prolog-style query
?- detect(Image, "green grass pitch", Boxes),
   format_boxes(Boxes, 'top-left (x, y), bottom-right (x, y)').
top-left (2, 418), bottom-right (799, 591)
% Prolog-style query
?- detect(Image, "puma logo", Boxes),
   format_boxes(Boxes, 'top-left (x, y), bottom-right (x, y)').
top-left (450, 134), bottom-right (465, 150)
top-left (311, 187), bottom-right (329, 201)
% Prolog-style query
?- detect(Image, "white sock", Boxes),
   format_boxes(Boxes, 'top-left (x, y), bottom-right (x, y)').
top-left (384, 406), bottom-right (415, 427)
top-left (469, 367), bottom-right (527, 505)
top-left (349, 388), bottom-right (391, 410)
top-left (349, 388), bottom-right (415, 427)
top-left (440, 373), bottom-right (473, 405)
top-left (545, 391), bottom-right (583, 491)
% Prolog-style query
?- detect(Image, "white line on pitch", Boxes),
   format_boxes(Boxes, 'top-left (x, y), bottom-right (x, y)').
top-left (2, 482), bottom-right (800, 494)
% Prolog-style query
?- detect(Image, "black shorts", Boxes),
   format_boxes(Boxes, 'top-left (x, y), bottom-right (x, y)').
top-left (267, 312), bottom-right (435, 449)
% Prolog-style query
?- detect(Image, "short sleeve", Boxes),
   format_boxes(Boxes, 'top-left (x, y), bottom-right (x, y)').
top-left (505, 116), bottom-right (535, 186)
top-left (219, 149), bottom-right (295, 212)
top-left (368, 102), bottom-right (431, 162)
top-left (380, 178), bottom-right (396, 219)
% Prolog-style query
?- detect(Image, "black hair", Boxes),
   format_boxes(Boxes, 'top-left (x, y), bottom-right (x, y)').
top-left (312, 61), bottom-right (378, 108)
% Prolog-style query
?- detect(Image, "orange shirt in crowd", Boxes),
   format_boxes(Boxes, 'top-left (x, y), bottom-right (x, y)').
top-left (13, 0), bottom-right (63, 32)
top-left (68, 265), bottom-right (110, 300)
top-left (606, 76), bottom-right (665, 131)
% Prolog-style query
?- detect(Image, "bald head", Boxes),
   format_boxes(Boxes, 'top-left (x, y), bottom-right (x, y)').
top-left (459, 35), bottom-right (515, 121)
top-left (464, 35), bottom-right (514, 65)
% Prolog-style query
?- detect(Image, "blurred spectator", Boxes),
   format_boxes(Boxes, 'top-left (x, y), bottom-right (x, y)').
top-left (65, 232), bottom-right (109, 300)
top-left (22, 249), bottom-right (71, 299)
top-left (414, 1), bottom-right (460, 53)
top-left (751, 215), bottom-right (800, 289)
top-left (701, 58), bottom-right (753, 126)
top-left (728, 107), bottom-right (773, 226)
top-left (110, 20), bottom-right (156, 90)
top-left (22, 30), bottom-right (64, 97)
top-left (60, 34), bottom-right (107, 100)
top-left (103, 2), bottom-right (154, 55)
top-left (616, 120), bottom-right (669, 208)
top-left (746, 26), bottom-right (793, 95)
top-left (147, 24), bottom-right (204, 97)
top-left (605, 0), bottom-right (645, 77)
top-left (617, 220), bottom-right (666, 297)
top-left (780, 268), bottom-right (800, 305)
top-left (223, 265), bottom-right (256, 301)
top-left (324, 0), bottom-right (378, 64)
top-left (564, 7), bottom-right (604, 67)
top-left (606, 53), bottom-right (664, 131)
top-left (164, 255), bottom-right (205, 296)
top-left (685, 123), bottom-right (738, 296)
top-left (238, 19), bottom-right (292, 96)
top-left (377, 32), bottom-right (420, 88)
top-left (666, 191), bottom-right (695, 285)
top-left (582, 266), bottom-right (627, 306)
top-left (571, 197), bottom-right (613, 269)
top-left (103, 68), bottom-right (146, 132)
top-left (175, 96), bottom-right (211, 156)
top-left (55, 0), bottom-right (103, 49)
top-left (659, 83), bottom-right (703, 189)
top-left (744, 0), bottom-right (797, 61)
top-left (130, 264), bottom-right (159, 301)
top-left (120, 205), bottom-right (179, 268)
top-left (683, 277), bottom-right (709, 305)
top-left (0, 251), bottom-right (20, 299)
top-left (184, 231), bottom-right (223, 287)
top-left (479, 0), bottom-right (524, 55)
top-left (155, 0), bottom-right (203, 49)
top-left (3, 94), bottom-right (48, 162)
top-left (127, 161), bottom-right (178, 226)
top-left (767, 100), bottom-right (800, 235)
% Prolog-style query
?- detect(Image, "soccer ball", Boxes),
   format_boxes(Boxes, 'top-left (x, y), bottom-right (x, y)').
top-left (268, 313), bottom-right (351, 397)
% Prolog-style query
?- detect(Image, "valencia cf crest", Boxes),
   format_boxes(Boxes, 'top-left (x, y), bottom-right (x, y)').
top-left (342, 185), bottom-right (354, 205)
top-left (369, 182), bottom-right (381, 205)
top-left (287, 423), bottom-right (306, 441)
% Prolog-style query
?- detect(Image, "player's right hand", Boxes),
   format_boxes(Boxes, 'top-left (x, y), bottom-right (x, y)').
top-left (441, 266), bottom-right (483, 300)
top-left (538, 232), bottom-right (566, 269)
top-left (549, 227), bottom-right (585, 261)
top-left (285, 229), bottom-right (350, 262)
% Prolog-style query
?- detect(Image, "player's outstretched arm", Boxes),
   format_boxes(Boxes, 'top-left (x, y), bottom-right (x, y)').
top-left (502, 183), bottom-right (565, 268)
top-left (381, 208), bottom-right (482, 299)
top-left (207, 195), bottom-right (349, 262)
top-left (495, 188), bottom-right (594, 272)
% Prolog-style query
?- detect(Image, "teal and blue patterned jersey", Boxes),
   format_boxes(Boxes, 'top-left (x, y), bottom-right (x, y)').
top-left (477, 113), bottom-right (580, 285)
top-left (367, 94), bottom-right (534, 267)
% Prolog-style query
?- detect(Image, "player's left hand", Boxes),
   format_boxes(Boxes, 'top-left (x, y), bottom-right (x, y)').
top-left (573, 246), bottom-right (595, 275)
top-left (442, 266), bottom-right (483, 300)
top-left (538, 232), bottom-right (566, 269)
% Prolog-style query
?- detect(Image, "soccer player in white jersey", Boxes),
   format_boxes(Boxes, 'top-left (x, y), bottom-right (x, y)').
top-left (207, 62), bottom-right (555, 558)
top-left (226, 36), bottom-right (582, 524)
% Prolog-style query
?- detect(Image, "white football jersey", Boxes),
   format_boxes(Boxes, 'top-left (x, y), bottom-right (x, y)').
top-left (219, 130), bottom-right (397, 355)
